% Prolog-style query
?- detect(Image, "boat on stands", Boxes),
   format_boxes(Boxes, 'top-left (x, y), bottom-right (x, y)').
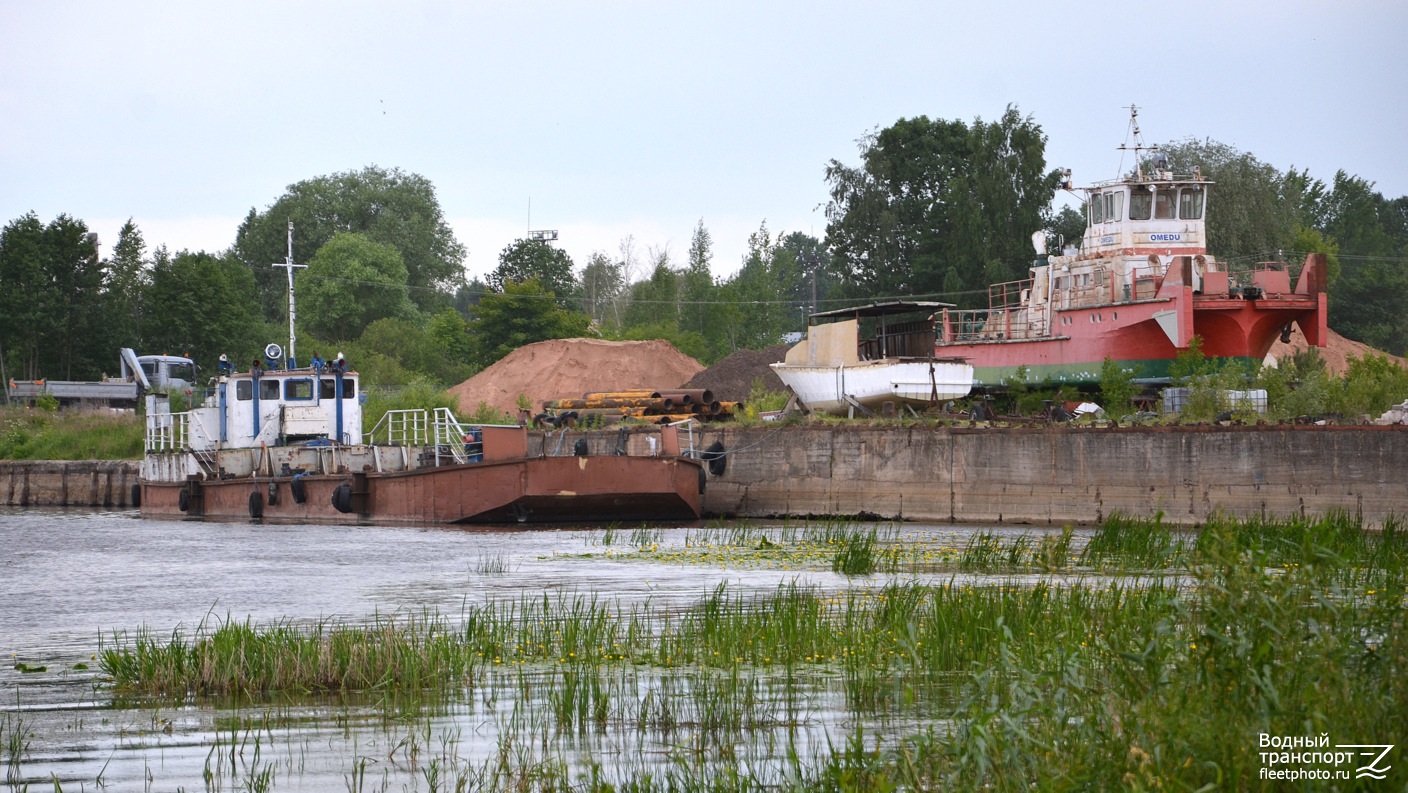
top-left (932, 107), bottom-right (1327, 388)
top-left (138, 360), bottom-right (707, 525)
top-left (771, 301), bottom-right (974, 416)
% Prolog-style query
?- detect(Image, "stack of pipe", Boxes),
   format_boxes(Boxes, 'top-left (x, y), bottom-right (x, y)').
top-left (540, 389), bottom-right (744, 426)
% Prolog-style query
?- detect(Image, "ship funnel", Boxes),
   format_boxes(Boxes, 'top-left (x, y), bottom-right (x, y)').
top-left (1031, 231), bottom-right (1048, 257)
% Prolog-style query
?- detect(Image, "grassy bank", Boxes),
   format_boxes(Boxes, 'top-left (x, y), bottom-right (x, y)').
top-left (95, 512), bottom-right (1408, 790)
top-left (0, 407), bottom-right (142, 460)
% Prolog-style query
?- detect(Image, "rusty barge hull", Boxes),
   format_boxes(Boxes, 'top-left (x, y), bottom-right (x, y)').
top-left (140, 455), bottom-right (704, 525)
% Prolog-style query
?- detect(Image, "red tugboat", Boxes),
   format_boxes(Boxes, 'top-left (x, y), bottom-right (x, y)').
top-left (934, 108), bottom-right (1327, 387)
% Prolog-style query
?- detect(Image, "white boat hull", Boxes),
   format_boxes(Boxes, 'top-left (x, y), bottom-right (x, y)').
top-left (771, 359), bottom-right (973, 416)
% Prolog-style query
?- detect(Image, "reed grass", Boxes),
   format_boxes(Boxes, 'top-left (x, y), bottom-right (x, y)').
top-left (92, 511), bottom-right (1408, 790)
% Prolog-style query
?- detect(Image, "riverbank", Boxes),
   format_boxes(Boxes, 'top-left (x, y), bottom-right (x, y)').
top-left (696, 423), bottom-right (1408, 526)
top-left (7, 424), bottom-right (1406, 524)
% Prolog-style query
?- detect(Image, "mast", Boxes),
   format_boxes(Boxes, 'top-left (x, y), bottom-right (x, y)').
top-left (271, 221), bottom-right (307, 367)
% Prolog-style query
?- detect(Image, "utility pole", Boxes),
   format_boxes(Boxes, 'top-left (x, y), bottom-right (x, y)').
top-left (271, 221), bottom-right (307, 367)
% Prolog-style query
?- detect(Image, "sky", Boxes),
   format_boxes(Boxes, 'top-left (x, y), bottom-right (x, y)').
top-left (3, 1), bottom-right (1406, 285)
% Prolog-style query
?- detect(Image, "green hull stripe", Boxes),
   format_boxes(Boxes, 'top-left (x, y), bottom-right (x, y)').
top-left (971, 357), bottom-right (1259, 388)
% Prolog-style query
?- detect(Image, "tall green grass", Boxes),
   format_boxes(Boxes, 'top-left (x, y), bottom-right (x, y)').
top-left (93, 511), bottom-right (1408, 790)
top-left (0, 408), bottom-right (142, 460)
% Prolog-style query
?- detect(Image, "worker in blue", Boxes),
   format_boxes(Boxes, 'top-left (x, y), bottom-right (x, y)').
top-left (217, 353), bottom-right (234, 375)
top-left (310, 351), bottom-right (324, 372)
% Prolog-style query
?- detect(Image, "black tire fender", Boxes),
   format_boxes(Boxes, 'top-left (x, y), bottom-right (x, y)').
top-left (131, 483), bottom-right (142, 508)
top-left (248, 490), bottom-right (264, 519)
top-left (177, 489), bottom-right (189, 512)
top-left (291, 477), bottom-right (307, 504)
top-left (703, 441), bottom-right (727, 477)
top-left (331, 482), bottom-right (353, 514)
top-left (697, 464), bottom-right (707, 494)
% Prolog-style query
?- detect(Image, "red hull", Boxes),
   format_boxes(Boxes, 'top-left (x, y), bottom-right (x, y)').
top-left (141, 455), bottom-right (705, 525)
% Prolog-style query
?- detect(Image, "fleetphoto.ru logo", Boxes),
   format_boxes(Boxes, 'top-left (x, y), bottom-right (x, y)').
top-left (1260, 733), bottom-right (1395, 781)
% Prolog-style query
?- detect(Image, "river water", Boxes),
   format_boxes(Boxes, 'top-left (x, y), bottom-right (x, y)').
top-left (0, 508), bottom-right (1082, 791)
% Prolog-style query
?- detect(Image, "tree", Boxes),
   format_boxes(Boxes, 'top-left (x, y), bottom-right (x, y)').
top-left (825, 106), bottom-right (1055, 305)
top-left (490, 239), bottom-right (577, 307)
top-left (233, 166), bottom-right (466, 318)
top-left (678, 220), bottom-right (717, 340)
top-left (0, 213), bottom-right (109, 380)
top-left (716, 222), bottom-right (803, 351)
top-left (300, 232), bottom-right (417, 342)
top-left (579, 252), bottom-right (625, 328)
top-left (140, 248), bottom-right (262, 368)
top-left (104, 219), bottom-right (148, 351)
top-left (1157, 139), bottom-right (1295, 261)
top-left (623, 251), bottom-right (680, 329)
top-left (468, 279), bottom-right (590, 368)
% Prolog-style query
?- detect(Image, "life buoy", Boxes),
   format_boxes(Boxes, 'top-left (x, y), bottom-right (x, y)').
top-left (331, 482), bottom-right (353, 514)
top-left (703, 441), bottom-right (727, 477)
top-left (291, 477), bottom-right (307, 504)
top-left (248, 490), bottom-right (264, 518)
top-left (131, 483), bottom-right (142, 508)
top-left (177, 489), bottom-right (189, 512)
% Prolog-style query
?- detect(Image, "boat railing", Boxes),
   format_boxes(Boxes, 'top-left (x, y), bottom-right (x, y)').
top-left (368, 408), bottom-right (430, 447)
top-left (940, 306), bottom-right (1050, 343)
top-left (145, 410), bottom-right (190, 452)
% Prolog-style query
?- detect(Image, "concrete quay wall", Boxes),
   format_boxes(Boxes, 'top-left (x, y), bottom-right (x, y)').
top-left (698, 424), bottom-right (1408, 526)
top-left (0, 460), bottom-right (140, 508)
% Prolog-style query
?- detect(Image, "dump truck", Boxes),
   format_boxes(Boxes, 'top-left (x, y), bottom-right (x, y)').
top-left (5, 349), bottom-right (196, 409)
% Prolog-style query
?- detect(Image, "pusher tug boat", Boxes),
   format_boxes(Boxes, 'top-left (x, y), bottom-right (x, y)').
top-left (137, 363), bottom-right (706, 525)
top-left (932, 107), bottom-right (1327, 387)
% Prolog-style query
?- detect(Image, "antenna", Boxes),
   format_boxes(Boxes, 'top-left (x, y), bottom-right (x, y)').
top-left (271, 221), bottom-right (307, 367)
top-left (1116, 104), bottom-right (1161, 181)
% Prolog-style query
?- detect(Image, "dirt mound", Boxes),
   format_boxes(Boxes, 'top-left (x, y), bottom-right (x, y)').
top-left (449, 338), bottom-right (704, 416)
top-left (1266, 326), bottom-right (1406, 375)
top-left (680, 344), bottom-right (791, 402)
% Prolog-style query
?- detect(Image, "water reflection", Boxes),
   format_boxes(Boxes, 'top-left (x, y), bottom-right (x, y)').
top-left (1, 507), bottom-right (1097, 790)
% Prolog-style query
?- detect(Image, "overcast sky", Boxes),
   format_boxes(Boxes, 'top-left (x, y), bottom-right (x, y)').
top-left (3, 1), bottom-right (1405, 284)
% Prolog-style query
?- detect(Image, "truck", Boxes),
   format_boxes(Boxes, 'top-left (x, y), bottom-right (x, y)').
top-left (5, 349), bottom-right (196, 409)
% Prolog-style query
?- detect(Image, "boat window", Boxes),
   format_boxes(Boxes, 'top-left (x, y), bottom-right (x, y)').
top-left (1104, 192), bottom-right (1123, 222)
top-left (321, 378), bottom-right (358, 399)
top-left (1090, 194), bottom-right (1104, 224)
top-left (1179, 188), bottom-right (1204, 219)
top-left (236, 380), bottom-right (252, 401)
top-left (1154, 190), bottom-right (1176, 219)
top-left (1129, 187), bottom-right (1152, 220)
top-left (284, 378), bottom-right (314, 401)
top-left (260, 379), bottom-right (280, 400)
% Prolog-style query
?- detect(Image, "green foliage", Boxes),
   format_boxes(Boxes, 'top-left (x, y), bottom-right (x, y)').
top-left (1336, 352), bottom-right (1408, 418)
top-left (579, 251), bottom-right (625, 328)
top-left (301, 232), bottom-right (418, 341)
top-left (140, 248), bottom-right (263, 368)
top-left (612, 321), bottom-right (712, 364)
top-left (1165, 335), bottom-right (1208, 384)
top-left (340, 315), bottom-right (473, 387)
top-left (360, 379), bottom-right (461, 436)
top-left (466, 401), bottom-right (515, 425)
top-left (0, 213), bottom-right (111, 381)
top-left (825, 106), bottom-right (1055, 304)
top-left (233, 166), bottom-right (466, 318)
top-left (0, 408), bottom-right (142, 460)
top-left (1097, 357), bottom-right (1139, 418)
top-left (1159, 138), bottom-right (1297, 260)
top-left (491, 239), bottom-right (577, 307)
top-left (468, 279), bottom-right (591, 368)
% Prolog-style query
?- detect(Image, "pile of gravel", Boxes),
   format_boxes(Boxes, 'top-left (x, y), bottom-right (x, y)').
top-left (680, 344), bottom-right (792, 402)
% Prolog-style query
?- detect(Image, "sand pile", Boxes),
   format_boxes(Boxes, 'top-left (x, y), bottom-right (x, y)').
top-left (449, 338), bottom-right (704, 416)
top-left (680, 344), bottom-right (791, 402)
top-left (1266, 326), bottom-right (1405, 375)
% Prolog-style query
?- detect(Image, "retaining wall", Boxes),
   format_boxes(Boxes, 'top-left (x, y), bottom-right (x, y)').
top-left (7, 425), bottom-right (1407, 525)
top-left (0, 460), bottom-right (140, 508)
top-left (698, 424), bottom-right (1408, 526)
